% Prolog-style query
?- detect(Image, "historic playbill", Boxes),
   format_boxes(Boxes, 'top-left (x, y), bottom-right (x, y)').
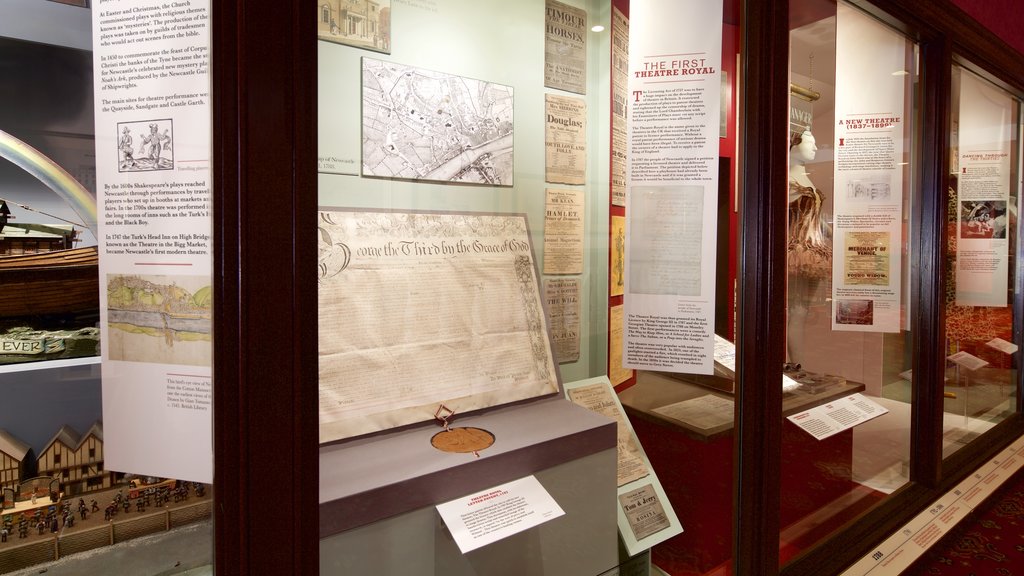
top-left (545, 0), bottom-right (587, 94)
top-left (545, 94), bottom-right (587, 185)
top-left (317, 209), bottom-right (560, 442)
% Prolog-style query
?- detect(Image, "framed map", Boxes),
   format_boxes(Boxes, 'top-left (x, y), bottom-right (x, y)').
top-left (361, 58), bottom-right (514, 186)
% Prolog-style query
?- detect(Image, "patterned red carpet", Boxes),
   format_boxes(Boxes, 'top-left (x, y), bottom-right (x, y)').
top-left (904, 468), bottom-right (1024, 575)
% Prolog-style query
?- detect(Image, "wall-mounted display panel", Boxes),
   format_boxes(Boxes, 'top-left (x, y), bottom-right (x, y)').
top-left (942, 63), bottom-right (1021, 457)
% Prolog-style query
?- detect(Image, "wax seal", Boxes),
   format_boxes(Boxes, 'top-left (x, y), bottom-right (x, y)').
top-left (431, 427), bottom-right (495, 454)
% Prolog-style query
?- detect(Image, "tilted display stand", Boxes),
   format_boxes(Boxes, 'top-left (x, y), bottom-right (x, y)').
top-left (320, 397), bottom-right (618, 575)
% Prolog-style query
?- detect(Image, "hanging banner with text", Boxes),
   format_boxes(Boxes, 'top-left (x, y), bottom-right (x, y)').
top-left (832, 4), bottom-right (906, 333)
top-left (623, 0), bottom-right (722, 375)
top-left (955, 69), bottom-right (1012, 307)
top-left (93, 0), bottom-right (213, 483)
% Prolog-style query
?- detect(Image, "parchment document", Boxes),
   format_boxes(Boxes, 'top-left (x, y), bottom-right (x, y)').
top-left (545, 94), bottom-right (587, 185)
top-left (317, 210), bottom-right (560, 442)
top-left (611, 215), bottom-right (626, 296)
top-left (542, 188), bottom-right (585, 274)
top-left (629, 185), bottom-right (704, 296)
top-left (568, 383), bottom-right (649, 486)
top-left (609, 304), bottom-right (633, 385)
top-left (545, 0), bottom-right (587, 94)
top-left (544, 278), bottom-right (581, 363)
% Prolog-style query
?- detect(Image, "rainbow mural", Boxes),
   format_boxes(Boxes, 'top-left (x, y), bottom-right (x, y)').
top-left (0, 129), bottom-right (97, 235)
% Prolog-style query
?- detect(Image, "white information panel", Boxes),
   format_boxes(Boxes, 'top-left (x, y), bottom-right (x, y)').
top-left (624, 0), bottom-right (722, 375)
top-left (93, 0), bottom-right (214, 482)
top-left (955, 69), bottom-right (1013, 307)
top-left (832, 4), bottom-right (906, 333)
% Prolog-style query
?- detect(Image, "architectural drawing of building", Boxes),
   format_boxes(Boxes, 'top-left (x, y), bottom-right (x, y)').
top-left (317, 0), bottom-right (390, 52)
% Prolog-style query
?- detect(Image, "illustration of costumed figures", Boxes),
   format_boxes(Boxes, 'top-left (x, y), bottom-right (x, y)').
top-left (139, 123), bottom-right (172, 163)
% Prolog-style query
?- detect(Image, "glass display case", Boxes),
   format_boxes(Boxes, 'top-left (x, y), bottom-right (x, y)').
top-left (308, 0), bottom-right (1024, 574)
top-left (6, 0), bottom-right (1018, 574)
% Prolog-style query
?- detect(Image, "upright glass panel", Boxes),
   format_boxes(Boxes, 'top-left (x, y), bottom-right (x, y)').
top-left (943, 63), bottom-right (1021, 456)
top-left (613, 0), bottom-right (742, 573)
top-left (0, 2), bottom-right (214, 574)
top-left (316, 0), bottom-right (744, 574)
top-left (782, 0), bottom-right (918, 562)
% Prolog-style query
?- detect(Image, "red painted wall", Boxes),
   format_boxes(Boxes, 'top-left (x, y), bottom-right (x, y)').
top-left (952, 0), bottom-right (1024, 56)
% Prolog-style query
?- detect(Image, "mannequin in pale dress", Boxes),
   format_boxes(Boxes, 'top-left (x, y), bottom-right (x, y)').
top-left (786, 129), bottom-right (832, 368)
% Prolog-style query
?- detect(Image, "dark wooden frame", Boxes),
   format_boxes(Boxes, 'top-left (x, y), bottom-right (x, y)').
top-left (202, 0), bottom-right (1023, 574)
top-left (211, 1), bottom-right (319, 574)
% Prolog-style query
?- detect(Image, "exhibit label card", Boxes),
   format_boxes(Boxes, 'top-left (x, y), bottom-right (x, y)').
top-left (986, 337), bottom-right (1019, 355)
top-left (955, 69), bottom-right (1012, 307)
top-left (832, 4), bottom-right (906, 333)
top-left (787, 393), bottom-right (888, 441)
top-left (544, 0), bottom-right (587, 94)
top-left (93, 0), bottom-right (213, 482)
top-left (544, 278), bottom-right (581, 363)
top-left (317, 210), bottom-right (559, 442)
top-left (624, 0), bottom-right (722, 375)
top-left (436, 475), bottom-right (565, 553)
top-left (545, 94), bottom-right (587, 185)
top-left (543, 188), bottom-right (585, 274)
top-left (947, 350), bottom-right (989, 371)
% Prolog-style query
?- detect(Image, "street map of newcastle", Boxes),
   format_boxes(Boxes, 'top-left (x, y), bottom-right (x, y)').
top-left (362, 58), bottom-right (515, 186)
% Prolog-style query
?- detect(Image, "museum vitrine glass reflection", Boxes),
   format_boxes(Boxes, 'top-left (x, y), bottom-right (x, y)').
top-left (942, 62), bottom-right (1021, 456)
top-left (315, 0), bottom-right (1024, 574)
top-left (316, 0), bottom-right (744, 573)
top-left (780, 0), bottom-right (919, 562)
top-left (0, 2), bottom-right (214, 575)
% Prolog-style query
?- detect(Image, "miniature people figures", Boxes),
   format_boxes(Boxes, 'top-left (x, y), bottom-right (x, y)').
top-left (91, 499), bottom-right (99, 512)
top-left (787, 128), bottom-right (833, 368)
top-left (1, 526), bottom-right (8, 542)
